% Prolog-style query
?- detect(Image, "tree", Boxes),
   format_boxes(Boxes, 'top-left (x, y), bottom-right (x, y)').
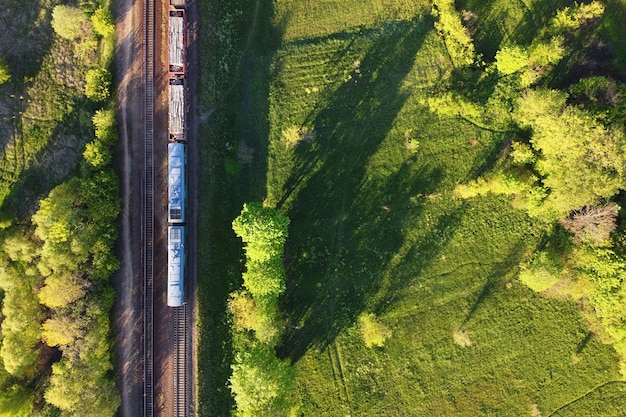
top-left (495, 45), bottom-right (529, 75)
top-left (242, 258), bottom-right (286, 299)
top-left (0, 266), bottom-right (42, 378)
top-left (45, 358), bottom-right (120, 417)
top-left (232, 203), bottom-right (290, 263)
top-left (560, 204), bottom-right (619, 246)
top-left (42, 316), bottom-right (85, 347)
top-left (230, 344), bottom-right (295, 416)
top-left (85, 69), bottom-right (111, 102)
top-left (228, 291), bottom-right (281, 344)
top-left (0, 59), bottom-right (10, 85)
top-left (513, 89), bottom-right (626, 219)
top-left (38, 273), bottom-right (89, 308)
top-left (431, 0), bottom-right (475, 66)
top-left (358, 313), bottom-right (393, 348)
top-left (84, 139), bottom-right (112, 168)
top-left (549, 1), bottom-right (605, 35)
top-left (518, 251), bottom-right (562, 292)
top-left (91, 6), bottom-right (115, 37)
top-left (51, 5), bottom-right (92, 40)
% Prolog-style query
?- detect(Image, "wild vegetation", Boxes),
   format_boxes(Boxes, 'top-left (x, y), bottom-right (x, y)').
top-left (0, 1), bottom-right (119, 416)
top-left (198, 0), bottom-right (626, 415)
top-left (229, 203), bottom-right (295, 416)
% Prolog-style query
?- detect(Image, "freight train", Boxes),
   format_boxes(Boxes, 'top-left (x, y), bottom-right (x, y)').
top-left (167, 0), bottom-right (187, 307)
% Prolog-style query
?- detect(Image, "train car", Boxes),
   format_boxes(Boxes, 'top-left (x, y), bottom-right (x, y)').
top-left (168, 142), bottom-right (186, 223)
top-left (169, 78), bottom-right (185, 142)
top-left (168, 226), bottom-right (185, 307)
top-left (169, 9), bottom-right (186, 76)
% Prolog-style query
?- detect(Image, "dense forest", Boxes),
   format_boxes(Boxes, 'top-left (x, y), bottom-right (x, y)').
top-left (0, 1), bottom-right (119, 416)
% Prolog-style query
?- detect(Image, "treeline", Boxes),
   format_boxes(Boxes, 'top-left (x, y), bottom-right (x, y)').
top-left (429, 1), bottom-right (626, 374)
top-left (229, 203), bottom-right (295, 416)
top-left (0, 1), bottom-right (114, 209)
top-left (0, 1), bottom-right (120, 416)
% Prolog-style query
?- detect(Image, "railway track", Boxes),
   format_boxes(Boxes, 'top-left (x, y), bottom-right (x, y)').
top-left (143, 0), bottom-right (155, 416)
top-left (173, 305), bottom-right (189, 417)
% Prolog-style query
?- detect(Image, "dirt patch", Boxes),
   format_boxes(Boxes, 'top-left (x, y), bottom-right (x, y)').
top-left (113, 0), bottom-right (144, 415)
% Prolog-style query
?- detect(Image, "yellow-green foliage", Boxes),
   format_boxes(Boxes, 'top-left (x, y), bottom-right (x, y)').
top-left (572, 246), bottom-right (626, 376)
top-left (518, 251), bottom-right (562, 292)
top-left (549, 1), bottom-right (605, 35)
top-left (51, 5), bottom-right (92, 40)
top-left (431, 0), bottom-right (475, 66)
top-left (0, 385), bottom-right (33, 417)
top-left (85, 68), bottom-right (111, 102)
top-left (454, 173), bottom-right (529, 199)
top-left (228, 291), bottom-right (281, 344)
top-left (510, 141), bottom-right (536, 165)
top-left (495, 45), bottom-right (529, 75)
top-left (358, 313), bottom-right (393, 348)
top-left (0, 232), bottom-right (43, 378)
top-left (91, 6), bottom-right (115, 37)
top-left (514, 89), bottom-right (626, 219)
top-left (0, 59), bottom-right (10, 85)
top-left (230, 344), bottom-right (295, 416)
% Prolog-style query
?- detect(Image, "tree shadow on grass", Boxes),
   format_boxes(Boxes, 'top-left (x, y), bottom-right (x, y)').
top-left (460, 241), bottom-right (525, 327)
top-left (275, 19), bottom-right (460, 362)
top-left (457, 0), bottom-right (574, 61)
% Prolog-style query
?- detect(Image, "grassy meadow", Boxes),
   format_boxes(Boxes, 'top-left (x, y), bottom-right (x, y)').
top-left (197, 0), bottom-right (626, 415)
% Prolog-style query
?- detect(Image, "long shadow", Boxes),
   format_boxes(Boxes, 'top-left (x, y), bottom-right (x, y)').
top-left (0, 94), bottom-right (94, 219)
top-left (0, 0), bottom-right (55, 80)
top-left (276, 19), bottom-right (435, 362)
top-left (460, 242), bottom-right (525, 326)
top-left (195, 0), bottom-right (284, 415)
top-left (457, 0), bottom-right (574, 61)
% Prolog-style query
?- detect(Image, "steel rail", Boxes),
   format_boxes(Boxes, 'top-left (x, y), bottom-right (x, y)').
top-left (143, 0), bottom-right (155, 416)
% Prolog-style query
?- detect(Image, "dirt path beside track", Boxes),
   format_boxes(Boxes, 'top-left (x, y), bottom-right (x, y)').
top-left (113, 0), bottom-right (144, 415)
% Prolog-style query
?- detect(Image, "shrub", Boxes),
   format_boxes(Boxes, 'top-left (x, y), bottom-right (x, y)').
top-left (85, 69), bottom-right (111, 102)
top-left (51, 5), bottom-right (92, 40)
top-left (518, 251), bottom-right (562, 292)
top-left (358, 313), bottom-right (392, 348)
top-left (495, 45), bottom-right (529, 75)
top-left (91, 7), bottom-right (115, 37)
top-left (0, 59), bottom-right (10, 85)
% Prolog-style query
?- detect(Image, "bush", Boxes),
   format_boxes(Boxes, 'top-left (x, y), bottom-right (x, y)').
top-left (495, 45), bottom-right (529, 75)
top-left (91, 7), bottom-right (115, 37)
top-left (358, 313), bottom-right (393, 348)
top-left (518, 251), bottom-right (562, 292)
top-left (51, 5), bottom-right (92, 40)
top-left (85, 69), bottom-right (111, 102)
top-left (0, 59), bottom-right (10, 85)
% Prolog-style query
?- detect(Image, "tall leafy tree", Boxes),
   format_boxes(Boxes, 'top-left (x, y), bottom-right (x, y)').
top-left (514, 89), bottom-right (626, 218)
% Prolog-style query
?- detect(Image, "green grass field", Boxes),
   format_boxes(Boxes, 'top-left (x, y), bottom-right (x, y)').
top-left (264, 0), bottom-right (626, 415)
top-left (197, 0), bottom-right (626, 415)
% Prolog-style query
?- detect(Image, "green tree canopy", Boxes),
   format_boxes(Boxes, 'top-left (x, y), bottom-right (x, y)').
top-left (431, 0), bottom-right (475, 66)
top-left (495, 45), bottom-right (529, 75)
top-left (0, 59), bottom-right (10, 85)
top-left (232, 203), bottom-right (290, 262)
top-left (514, 89), bottom-right (626, 218)
top-left (230, 344), bottom-right (295, 416)
top-left (91, 6), bottom-right (115, 37)
top-left (85, 68), bottom-right (111, 102)
top-left (518, 251), bottom-right (562, 292)
top-left (51, 5), bottom-right (92, 40)
top-left (358, 313), bottom-right (393, 348)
